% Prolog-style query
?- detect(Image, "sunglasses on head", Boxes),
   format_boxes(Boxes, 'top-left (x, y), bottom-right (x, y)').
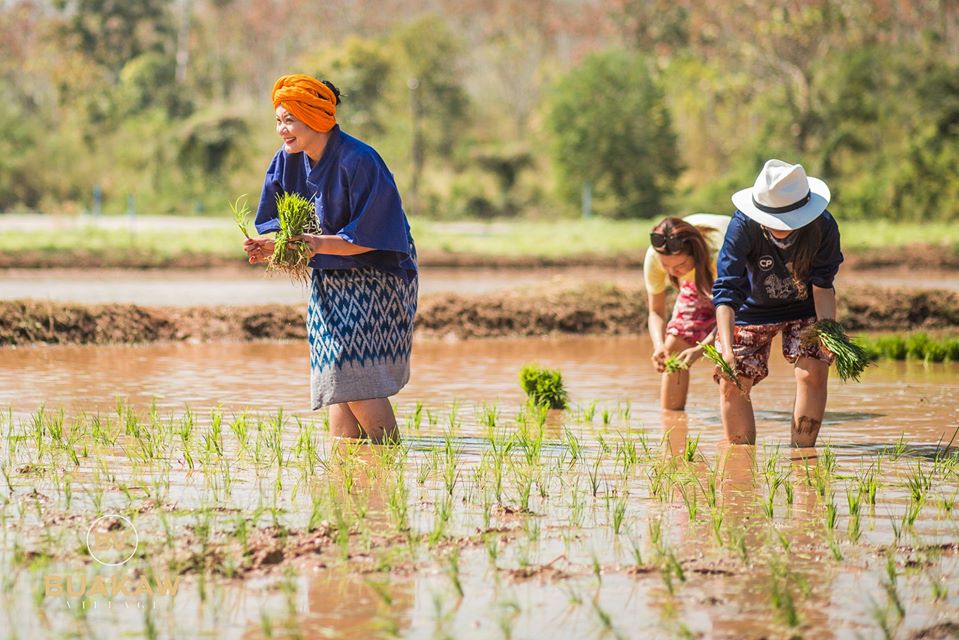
top-left (650, 232), bottom-right (686, 254)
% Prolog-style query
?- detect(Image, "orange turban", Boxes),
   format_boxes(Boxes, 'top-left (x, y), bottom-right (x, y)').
top-left (271, 74), bottom-right (337, 133)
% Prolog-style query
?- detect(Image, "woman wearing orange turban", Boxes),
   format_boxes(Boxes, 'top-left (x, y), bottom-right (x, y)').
top-left (243, 74), bottom-right (417, 444)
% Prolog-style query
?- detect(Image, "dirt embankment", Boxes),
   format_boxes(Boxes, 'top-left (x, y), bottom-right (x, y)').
top-left (1, 285), bottom-right (957, 346)
top-left (1, 244), bottom-right (958, 271)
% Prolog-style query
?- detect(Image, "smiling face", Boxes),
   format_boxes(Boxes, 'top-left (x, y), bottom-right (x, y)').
top-left (656, 250), bottom-right (696, 279)
top-left (275, 105), bottom-right (325, 159)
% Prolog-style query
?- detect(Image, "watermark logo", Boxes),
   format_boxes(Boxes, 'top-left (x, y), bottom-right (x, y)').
top-left (86, 514), bottom-right (138, 566)
top-left (45, 514), bottom-right (180, 602)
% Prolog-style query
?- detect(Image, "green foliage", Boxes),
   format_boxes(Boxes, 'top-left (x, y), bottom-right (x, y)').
top-left (303, 36), bottom-right (395, 140)
top-left (547, 49), bottom-right (682, 218)
top-left (392, 15), bottom-right (471, 157)
top-left (859, 333), bottom-right (959, 363)
top-left (52, 0), bottom-right (176, 78)
top-left (2, 3), bottom-right (958, 223)
top-left (519, 364), bottom-right (568, 410)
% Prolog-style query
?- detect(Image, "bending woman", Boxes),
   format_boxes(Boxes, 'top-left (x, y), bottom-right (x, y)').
top-left (243, 74), bottom-right (417, 444)
top-left (645, 213), bottom-right (730, 410)
top-left (712, 159), bottom-right (841, 447)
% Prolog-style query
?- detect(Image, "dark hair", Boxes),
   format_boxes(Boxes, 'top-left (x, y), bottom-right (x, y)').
top-left (321, 80), bottom-right (342, 105)
top-left (650, 217), bottom-right (715, 298)
top-left (787, 219), bottom-right (822, 283)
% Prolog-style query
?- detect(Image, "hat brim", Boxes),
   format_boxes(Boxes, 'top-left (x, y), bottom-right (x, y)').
top-left (731, 177), bottom-right (831, 231)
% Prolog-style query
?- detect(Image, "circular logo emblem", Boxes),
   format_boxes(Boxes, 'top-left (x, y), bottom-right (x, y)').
top-left (86, 514), bottom-right (139, 566)
top-left (759, 255), bottom-right (775, 271)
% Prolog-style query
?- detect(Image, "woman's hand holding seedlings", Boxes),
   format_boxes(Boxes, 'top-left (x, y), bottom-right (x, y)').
top-left (675, 346), bottom-right (703, 368)
top-left (651, 344), bottom-right (669, 373)
top-left (243, 237), bottom-right (275, 264)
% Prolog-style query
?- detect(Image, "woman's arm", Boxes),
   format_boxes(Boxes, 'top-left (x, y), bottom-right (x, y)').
top-left (812, 285), bottom-right (837, 321)
top-left (716, 304), bottom-right (737, 365)
top-left (647, 290), bottom-right (669, 371)
top-left (294, 233), bottom-right (374, 257)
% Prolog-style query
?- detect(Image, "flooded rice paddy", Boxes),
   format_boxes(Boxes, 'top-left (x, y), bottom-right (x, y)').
top-left (1, 336), bottom-right (958, 639)
top-left (1, 267), bottom-right (958, 306)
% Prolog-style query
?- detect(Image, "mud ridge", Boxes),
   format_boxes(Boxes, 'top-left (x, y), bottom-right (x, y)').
top-left (1, 284), bottom-right (958, 346)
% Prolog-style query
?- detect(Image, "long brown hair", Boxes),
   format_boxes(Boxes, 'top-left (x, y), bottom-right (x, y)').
top-left (787, 219), bottom-right (823, 283)
top-left (651, 217), bottom-right (716, 298)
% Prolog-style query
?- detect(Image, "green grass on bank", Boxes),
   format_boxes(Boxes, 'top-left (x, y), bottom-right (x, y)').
top-left (1, 214), bottom-right (958, 261)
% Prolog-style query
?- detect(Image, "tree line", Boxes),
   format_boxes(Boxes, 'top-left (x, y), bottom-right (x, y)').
top-left (1, 0), bottom-right (956, 221)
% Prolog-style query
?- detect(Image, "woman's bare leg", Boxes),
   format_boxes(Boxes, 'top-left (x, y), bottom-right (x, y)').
top-left (661, 335), bottom-right (693, 411)
top-left (329, 403), bottom-right (364, 439)
top-left (348, 397), bottom-right (400, 444)
top-left (719, 376), bottom-right (756, 445)
top-left (791, 356), bottom-right (829, 448)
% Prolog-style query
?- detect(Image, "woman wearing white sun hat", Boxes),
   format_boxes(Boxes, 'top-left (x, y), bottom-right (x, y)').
top-left (711, 159), bottom-right (843, 448)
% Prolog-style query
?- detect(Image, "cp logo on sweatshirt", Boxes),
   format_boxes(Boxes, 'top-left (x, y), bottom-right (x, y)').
top-left (759, 255), bottom-right (775, 271)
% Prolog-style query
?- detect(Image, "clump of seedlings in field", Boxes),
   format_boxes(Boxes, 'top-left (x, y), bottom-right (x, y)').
top-left (519, 363), bottom-right (568, 410)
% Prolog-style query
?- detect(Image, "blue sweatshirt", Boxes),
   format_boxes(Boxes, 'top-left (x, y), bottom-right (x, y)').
top-left (254, 125), bottom-right (417, 281)
top-left (712, 210), bottom-right (843, 325)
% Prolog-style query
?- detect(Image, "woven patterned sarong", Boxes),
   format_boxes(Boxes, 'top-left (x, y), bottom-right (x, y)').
top-left (307, 267), bottom-right (417, 409)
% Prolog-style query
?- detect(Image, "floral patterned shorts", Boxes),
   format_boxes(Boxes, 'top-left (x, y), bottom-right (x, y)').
top-left (714, 316), bottom-right (834, 385)
top-left (665, 281), bottom-right (717, 345)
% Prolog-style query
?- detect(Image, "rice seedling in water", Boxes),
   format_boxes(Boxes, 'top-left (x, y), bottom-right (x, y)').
top-left (699, 342), bottom-right (743, 391)
top-left (768, 558), bottom-right (801, 628)
top-left (662, 354), bottom-right (688, 374)
top-left (682, 434), bottom-right (699, 463)
top-left (583, 401), bottom-right (597, 423)
top-left (268, 191), bottom-right (315, 283)
top-left (610, 492), bottom-right (628, 535)
top-left (445, 548), bottom-right (464, 598)
top-left (881, 552), bottom-right (905, 619)
top-left (801, 319), bottom-right (870, 381)
top-left (518, 363), bottom-right (568, 409)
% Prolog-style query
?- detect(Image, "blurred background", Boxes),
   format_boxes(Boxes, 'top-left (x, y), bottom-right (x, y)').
top-left (1, 0), bottom-right (957, 223)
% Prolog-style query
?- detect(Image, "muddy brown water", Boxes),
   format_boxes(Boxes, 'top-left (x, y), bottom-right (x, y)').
top-left (1, 336), bottom-right (958, 639)
top-left (1, 266), bottom-right (958, 306)
top-left (1, 336), bottom-right (956, 444)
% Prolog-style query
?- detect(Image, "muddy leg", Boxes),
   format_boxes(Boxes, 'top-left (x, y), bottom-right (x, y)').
top-left (720, 376), bottom-right (755, 445)
top-left (347, 398), bottom-right (400, 444)
top-left (660, 335), bottom-right (693, 411)
top-left (791, 356), bottom-right (828, 447)
top-left (329, 403), bottom-right (365, 439)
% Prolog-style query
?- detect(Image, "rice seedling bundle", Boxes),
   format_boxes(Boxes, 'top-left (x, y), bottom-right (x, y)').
top-left (269, 191), bottom-right (316, 283)
top-left (662, 354), bottom-right (688, 374)
top-left (801, 319), bottom-right (870, 382)
top-left (519, 363), bottom-right (568, 409)
top-left (230, 194), bottom-right (252, 239)
top-left (699, 342), bottom-right (743, 391)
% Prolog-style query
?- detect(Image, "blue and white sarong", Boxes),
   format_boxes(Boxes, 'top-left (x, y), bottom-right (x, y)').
top-left (307, 267), bottom-right (417, 409)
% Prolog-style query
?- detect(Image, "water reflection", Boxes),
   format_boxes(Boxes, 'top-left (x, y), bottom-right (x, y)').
top-left (1, 336), bottom-right (957, 449)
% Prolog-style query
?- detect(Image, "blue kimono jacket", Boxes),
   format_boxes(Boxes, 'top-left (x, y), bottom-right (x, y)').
top-left (254, 126), bottom-right (417, 281)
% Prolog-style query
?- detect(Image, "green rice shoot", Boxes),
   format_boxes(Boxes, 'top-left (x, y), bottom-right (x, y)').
top-left (519, 363), bottom-right (569, 409)
top-left (803, 319), bottom-right (871, 382)
top-left (269, 191), bottom-right (315, 283)
top-left (699, 342), bottom-right (743, 391)
top-left (230, 194), bottom-right (252, 239)
top-left (663, 354), bottom-right (688, 374)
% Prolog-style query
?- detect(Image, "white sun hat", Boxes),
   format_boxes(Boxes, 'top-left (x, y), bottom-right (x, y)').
top-left (731, 159), bottom-right (831, 231)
